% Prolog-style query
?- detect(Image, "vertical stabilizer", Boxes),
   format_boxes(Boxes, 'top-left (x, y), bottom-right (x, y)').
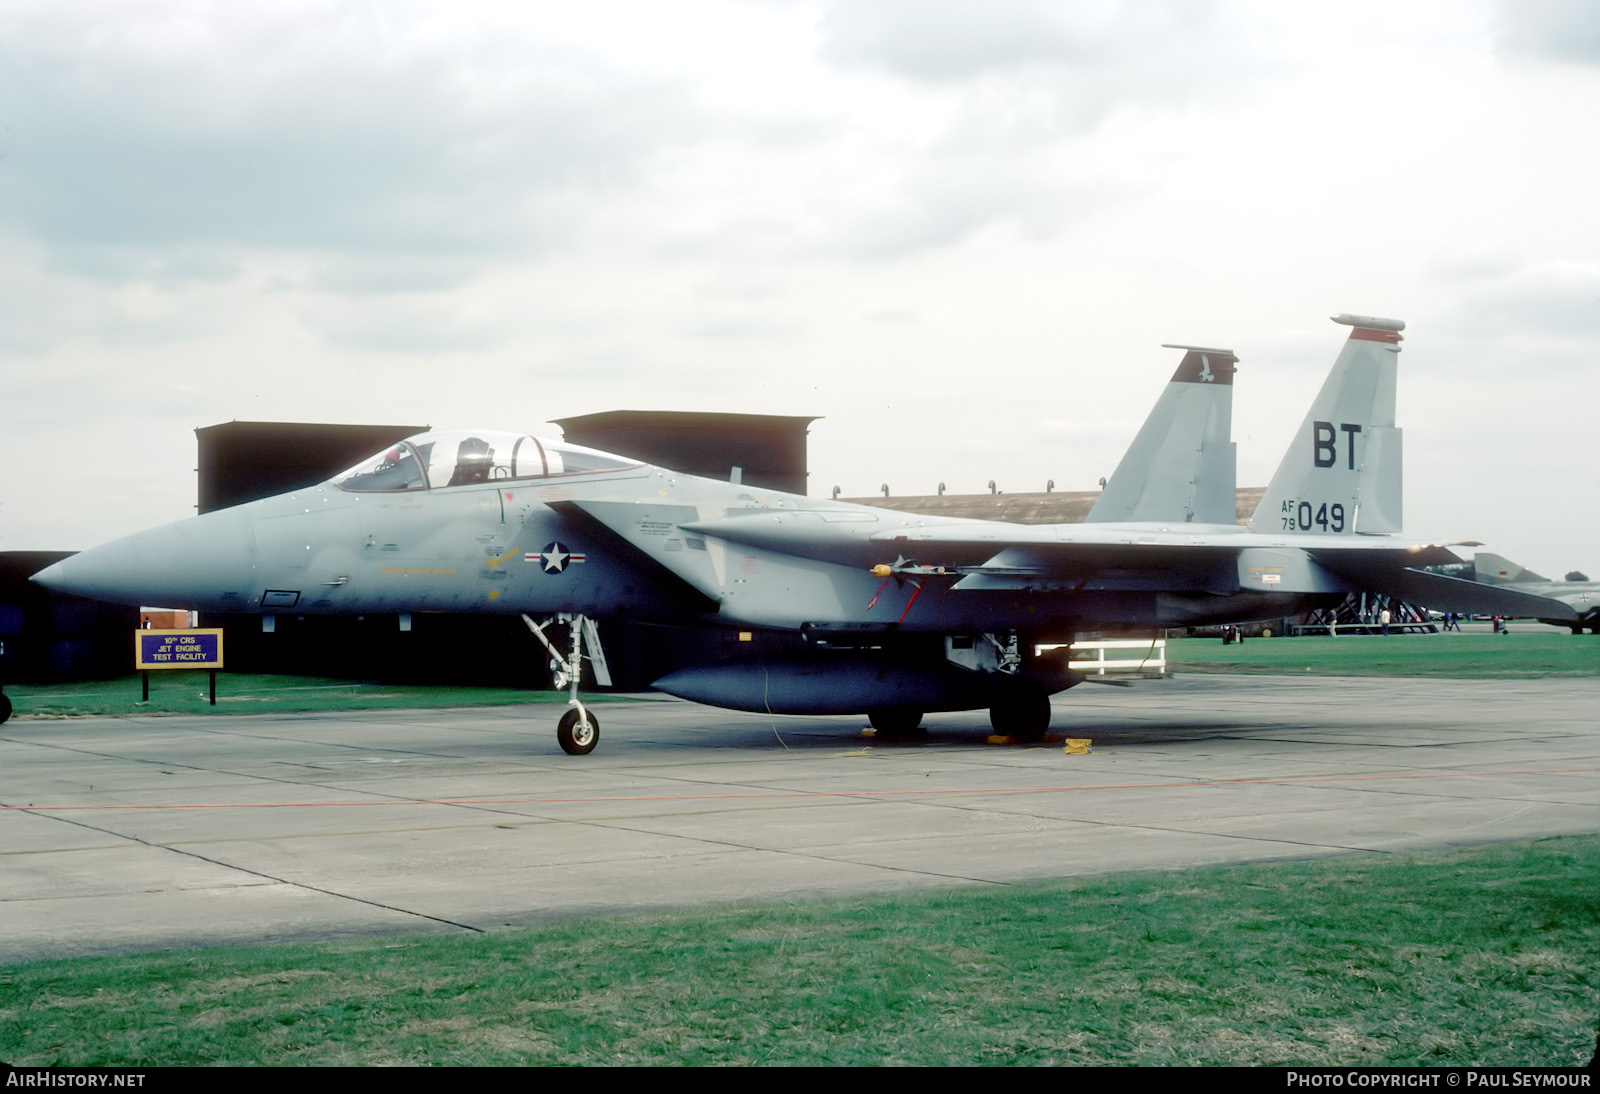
top-left (1248, 314), bottom-right (1404, 536)
top-left (1087, 345), bottom-right (1238, 524)
top-left (1474, 552), bottom-right (1547, 585)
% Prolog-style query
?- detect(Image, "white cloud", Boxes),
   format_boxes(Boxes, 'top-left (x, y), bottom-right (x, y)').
top-left (0, 0), bottom-right (1597, 577)
top-left (1, 2), bottom-right (709, 275)
top-left (820, 0), bottom-right (1231, 88)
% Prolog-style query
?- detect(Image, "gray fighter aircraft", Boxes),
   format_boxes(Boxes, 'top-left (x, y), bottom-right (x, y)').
top-left (1473, 553), bottom-right (1600, 634)
top-left (34, 314), bottom-right (1574, 754)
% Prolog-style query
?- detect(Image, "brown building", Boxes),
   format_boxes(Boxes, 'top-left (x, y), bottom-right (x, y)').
top-left (553, 410), bottom-right (817, 495)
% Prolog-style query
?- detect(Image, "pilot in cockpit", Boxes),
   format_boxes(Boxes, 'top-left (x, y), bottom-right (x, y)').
top-left (447, 436), bottom-right (494, 487)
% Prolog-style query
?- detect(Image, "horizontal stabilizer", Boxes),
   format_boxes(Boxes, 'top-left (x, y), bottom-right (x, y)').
top-left (1353, 566), bottom-right (1578, 620)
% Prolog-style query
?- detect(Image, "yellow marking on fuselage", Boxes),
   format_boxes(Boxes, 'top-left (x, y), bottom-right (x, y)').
top-left (489, 547), bottom-right (521, 566)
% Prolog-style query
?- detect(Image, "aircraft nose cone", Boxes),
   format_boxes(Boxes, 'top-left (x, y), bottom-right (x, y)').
top-left (29, 558), bottom-right (74, 593)
top-left (31, 542), bottom-right (147, 600)
top-left (30, 509), bottom-right (256, 610)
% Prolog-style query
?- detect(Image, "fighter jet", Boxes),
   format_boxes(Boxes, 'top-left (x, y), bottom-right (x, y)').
top-left (33, 314), bottom-right (1573, 754)
top-left (1473, 553), bottom-right (1600, 634)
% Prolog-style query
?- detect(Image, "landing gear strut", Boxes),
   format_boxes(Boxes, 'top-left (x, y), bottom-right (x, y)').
top-left (523, 613), bottom-right (610, 755)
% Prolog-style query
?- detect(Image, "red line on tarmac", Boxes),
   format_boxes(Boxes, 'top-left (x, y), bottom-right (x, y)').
top-left (5, 767), bottom-right (1594, 813)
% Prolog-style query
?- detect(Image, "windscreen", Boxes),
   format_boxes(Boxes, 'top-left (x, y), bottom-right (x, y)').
top-left (329, 444), bottom-right (428, 492)
top-left (331, 430), bottom-right (640, 492)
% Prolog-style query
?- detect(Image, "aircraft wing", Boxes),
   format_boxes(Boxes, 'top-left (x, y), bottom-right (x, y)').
top-left (865, 522), bottom-right (1454, 555)
top-left (677, 512), bottom-right (1573, 617)
top-left (684, 514), bottom-right (1461, 569)
top-left (573, 492), bottom-right (1566, 619)
top-left (872, 527), bottom-right (1581, 617)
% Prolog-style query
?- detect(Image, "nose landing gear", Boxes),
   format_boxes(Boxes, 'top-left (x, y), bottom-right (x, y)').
top-left (556, 706), bottom-right (599, 755)
top-left (523, 613), bottom-right (610, 755)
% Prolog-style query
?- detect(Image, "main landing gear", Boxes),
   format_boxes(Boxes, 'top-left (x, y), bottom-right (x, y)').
top-left (523, 613), bottom-right (611, 755)
top-left (868, 708), bottom-right (924, 739)
top-left (988, 675), bottom-right (1051, 742)
top-left (864, 679), bottom-right (1052, 745)
top-left (980, 630), bottom-right (1052, 742)
top-left (858, 631), bottom-right (1057, 744)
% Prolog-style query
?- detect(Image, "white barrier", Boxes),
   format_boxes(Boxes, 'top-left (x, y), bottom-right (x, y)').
top-left (1037, 639), bottom-right (1166, 676)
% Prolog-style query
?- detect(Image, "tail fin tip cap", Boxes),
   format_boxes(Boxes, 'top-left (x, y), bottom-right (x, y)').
top-left (1331, 313), bottom-right (1405, 332)
top-left (1160, 344), bottom-right (1238, 359)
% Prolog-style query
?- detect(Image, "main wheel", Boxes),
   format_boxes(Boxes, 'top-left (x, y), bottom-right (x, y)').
top-left (989, 679), bottom-right (1050, 742)
top-left (0, 694), bottom-right (10, 725)
top-left (557, 708), bottom-right (599, 755)
top-left (868, 708), bottom-right (924, 738)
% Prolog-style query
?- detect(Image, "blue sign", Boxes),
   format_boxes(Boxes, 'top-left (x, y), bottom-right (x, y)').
top-left (136, 629), bottom-right (224, 670)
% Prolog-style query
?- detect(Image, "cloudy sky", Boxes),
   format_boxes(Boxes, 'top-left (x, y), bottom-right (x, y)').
top-left (3, 0), bottom-right (1597, 578)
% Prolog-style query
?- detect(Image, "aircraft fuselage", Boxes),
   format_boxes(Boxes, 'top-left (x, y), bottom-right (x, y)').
top-left (42, 460), bottom-right (1328, 637)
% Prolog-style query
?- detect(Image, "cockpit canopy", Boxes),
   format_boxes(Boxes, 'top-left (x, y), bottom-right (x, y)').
top-left (331, 430), bottom-right (642, 493)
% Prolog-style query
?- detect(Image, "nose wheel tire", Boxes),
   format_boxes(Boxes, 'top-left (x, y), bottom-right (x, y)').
top-left (557, 708), bottom-right (599, 755)
top-left (0, 694), bottom-right (10, 725)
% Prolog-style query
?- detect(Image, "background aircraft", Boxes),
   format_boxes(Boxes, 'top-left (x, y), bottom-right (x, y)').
top-left (33, 315), bottom-right (1572, 753)
top-left (1473, 552), bottom-right (1600, 634)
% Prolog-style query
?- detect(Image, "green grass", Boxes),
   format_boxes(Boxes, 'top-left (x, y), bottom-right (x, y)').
top-left (1, 674), bottom-right (643, 719)
top-left (3, 837), bottom-right (1596, 1066)
top-left (1167, 632), bottom-right (1600, 678)
top-left (9, 632), bottom-right (1591, 720)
